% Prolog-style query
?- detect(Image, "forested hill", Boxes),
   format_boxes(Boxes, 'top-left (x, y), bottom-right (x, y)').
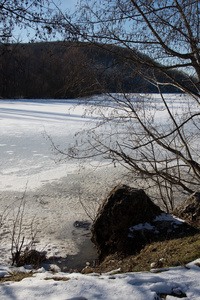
top-left (0, 41), bottom-right (189, 99)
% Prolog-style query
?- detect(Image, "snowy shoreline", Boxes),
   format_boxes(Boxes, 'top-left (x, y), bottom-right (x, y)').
top-left (0, 98), bottom-right (125, 267)
top-left (0, 165), bottom-right (126, 268)
top-left (1, 258), bottom-right (200, 299)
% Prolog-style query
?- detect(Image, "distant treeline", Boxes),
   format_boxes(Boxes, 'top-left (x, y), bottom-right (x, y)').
top-left (0, 41), bottom-right (192, 99)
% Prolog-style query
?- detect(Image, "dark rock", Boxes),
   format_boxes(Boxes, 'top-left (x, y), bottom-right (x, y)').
top-left (91, 185), bottom-right (198, 261)
top-left (74, 220), bottom-right (91, 230)
top-left (91, 185), bottom-right (162, 261)
top-left (173, 192), bottom-right (200, 223)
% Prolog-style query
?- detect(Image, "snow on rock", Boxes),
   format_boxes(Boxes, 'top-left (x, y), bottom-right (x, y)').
top-left (129, 213), bottom-right (185, 233)
top-left (154, 213), bottom-right (185, 224)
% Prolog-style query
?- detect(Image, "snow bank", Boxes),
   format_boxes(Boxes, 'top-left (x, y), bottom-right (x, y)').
top-left (1, 259), bottom-right (200, 299)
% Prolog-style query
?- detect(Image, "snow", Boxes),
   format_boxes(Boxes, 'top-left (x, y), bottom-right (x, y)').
top-left (128, 213), bottom-right (186, 237)
top-left (154, 213), bottom-right (185, 224)
top-left (1, 259), bottom-right (200, 299)
top-left (1, 95), bottom-right (200, 299)
top-left (129, 222), bottom-right (155, 232)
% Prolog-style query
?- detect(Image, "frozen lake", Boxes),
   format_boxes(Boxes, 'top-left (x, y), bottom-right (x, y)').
top-left (0, 98), bottom-right (124, 268)
top-left (0, 99), bottom-right (96, 191)
top-left (1, 94), bottom-right (197, 192)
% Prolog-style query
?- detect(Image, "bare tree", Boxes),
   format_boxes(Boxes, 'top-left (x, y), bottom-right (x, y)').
top-left (56, 0), bottom-right (200, 211)
top-left (8, 187), bottom-right (39, 266)
top-left (54, 45), bottom-right (101, 98)
top-left (0, 0), bottom-right (76, 43)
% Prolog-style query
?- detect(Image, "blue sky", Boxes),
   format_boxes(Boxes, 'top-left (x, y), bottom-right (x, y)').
top-left (54, 0), bottom-right (78, 12)
top-left (12, 0), bottom-right (78, 42)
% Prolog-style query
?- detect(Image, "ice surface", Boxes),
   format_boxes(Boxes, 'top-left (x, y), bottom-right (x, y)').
top-left (0, 99), bottom-right (93, 191)
top-left (0, 98), bottom-right (125, 265)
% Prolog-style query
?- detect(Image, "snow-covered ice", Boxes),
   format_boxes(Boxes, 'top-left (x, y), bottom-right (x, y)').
top-left (0, 98), bottom-right (125, 266)
top-left (0, 99), bottom-right (95, 191)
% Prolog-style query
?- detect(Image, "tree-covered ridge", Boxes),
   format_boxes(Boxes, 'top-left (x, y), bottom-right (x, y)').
top-left (0, 41), bottom-right (192, 99)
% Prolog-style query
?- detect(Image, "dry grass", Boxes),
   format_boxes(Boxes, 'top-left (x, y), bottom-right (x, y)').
top-left (44, 276), bottom-right (70, 281)
top-left (0, 273), bottom-right (71, 283)
top-left (0, 271), bottom-right (33, 283)
top-left (93, 231), bottom-right (200, 274)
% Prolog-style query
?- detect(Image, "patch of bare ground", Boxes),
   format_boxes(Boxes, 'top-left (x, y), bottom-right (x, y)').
top-left (0, 272), bottom-right (33, 283)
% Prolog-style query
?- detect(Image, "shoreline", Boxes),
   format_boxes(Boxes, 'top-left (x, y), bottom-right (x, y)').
top-left (0, 163), bottom-right (187, 270)
top-left (0, 165), bottom-right (126, 268)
